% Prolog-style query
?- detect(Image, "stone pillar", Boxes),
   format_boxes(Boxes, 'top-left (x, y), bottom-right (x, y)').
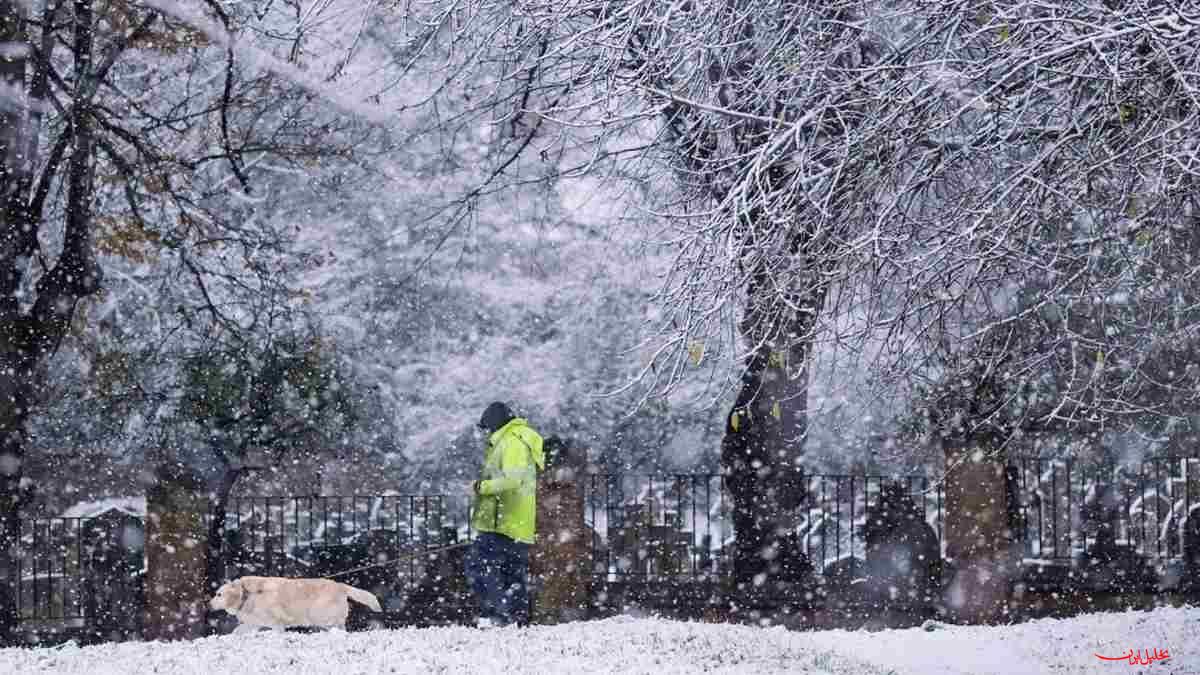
top-left (142, 464), bottom-right (209, 641)
top-left (943, 443), bottom-right (1018, 623)
top-left (530, 438), bottom-right (590, 624)
top-left (1183, 507), bottom-right (1200, 598)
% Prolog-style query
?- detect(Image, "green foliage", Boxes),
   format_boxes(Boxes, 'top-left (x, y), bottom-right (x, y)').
top-left (180, 334), bottom-right (358, 452)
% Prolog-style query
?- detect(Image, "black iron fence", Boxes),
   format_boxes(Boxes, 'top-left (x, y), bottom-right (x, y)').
top-left (583, 474), bottom-right (726, 580)
top-left (13, 456), bottom-right (1200, 629)
top-left (15, 514), bottom-right (143, 626)
top-left (209, 494), bottom-right (479, 628)
top-left (1009, 455), bottom-right (1200, 563)
top-left (214, 494), bottom-right (473, 583)
top-left (580, 473), bottom-right (942, 582)
top-left (795, 473), bottom-right (941, 577)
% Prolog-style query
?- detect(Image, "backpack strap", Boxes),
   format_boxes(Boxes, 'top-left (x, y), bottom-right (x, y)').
top-left (512, 431), bottom-right (538, 472)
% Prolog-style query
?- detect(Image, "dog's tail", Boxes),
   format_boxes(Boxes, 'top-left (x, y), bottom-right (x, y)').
top-left (343, 584), bottom-right (383, 612)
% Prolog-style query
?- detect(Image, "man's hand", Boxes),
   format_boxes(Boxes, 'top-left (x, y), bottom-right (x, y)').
top-left (470, 480), bottom-right (482, 495)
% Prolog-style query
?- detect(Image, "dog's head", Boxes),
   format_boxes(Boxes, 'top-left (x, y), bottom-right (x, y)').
top-left (209, 579), bottom-right (245, 613)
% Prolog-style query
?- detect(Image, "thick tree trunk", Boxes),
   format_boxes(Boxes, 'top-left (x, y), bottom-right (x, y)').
top-left (0, 351), bottom-right (34, 643)
top-left (721, 274), bottom-right (820, 588)
top-left (942, 440), bottom-right (1019, 623)
top-left (0, 1), bottom-right (102, 642)
top-left (0, 0), bottom-right (31, 643)
top-left (204, 467), bottom-right (240, 602)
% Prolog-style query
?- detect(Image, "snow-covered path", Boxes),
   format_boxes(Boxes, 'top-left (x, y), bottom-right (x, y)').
top-left (806, 606), bottom-right (1196, 674)
top-left (2, 606), bottom-right (1195, 674)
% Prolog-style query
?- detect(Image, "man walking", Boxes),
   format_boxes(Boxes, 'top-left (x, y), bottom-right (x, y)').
top-left (466, 401), bottom-right (544, 627)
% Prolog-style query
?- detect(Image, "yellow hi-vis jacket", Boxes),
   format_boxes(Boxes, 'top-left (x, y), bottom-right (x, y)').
top-left (471, 418), bottom-right (545, 544)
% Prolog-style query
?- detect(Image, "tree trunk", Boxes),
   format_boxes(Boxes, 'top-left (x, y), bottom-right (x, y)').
top-left (721, 271), bottom-right (821, 588)
top-left (942, 441), bottom-right (1018, 623)
top-left (203, 467), bottom-right (240, 603)
top-left (0, 349), bottom-right (34, 643)
top-left (0, 0), bottom-right (31, 643)
top-left (0, 0), bottom-right (102, 642)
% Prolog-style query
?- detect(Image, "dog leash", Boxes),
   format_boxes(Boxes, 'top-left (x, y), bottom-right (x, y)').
top-left (323, 541), bottom-right (473, 580)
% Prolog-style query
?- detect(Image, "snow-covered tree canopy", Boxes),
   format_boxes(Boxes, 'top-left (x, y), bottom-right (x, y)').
top-left (5, 0), bottom-right (1199, 515)
top-left (375, 0), bottom-right (1200, 457)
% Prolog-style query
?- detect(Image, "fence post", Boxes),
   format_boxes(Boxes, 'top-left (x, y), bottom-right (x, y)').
top-left (530, 440), bottom-right (589, 624)
top-left (943, 442), bottom-right (1019, 624)
top-left (142, 464), bottom-right (208, 641)
top-left (1185, 494), bottom-right (1200, 596)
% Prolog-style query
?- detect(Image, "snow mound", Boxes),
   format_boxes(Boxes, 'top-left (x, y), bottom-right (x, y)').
top-left (59, 497), bottom-right (146, 519)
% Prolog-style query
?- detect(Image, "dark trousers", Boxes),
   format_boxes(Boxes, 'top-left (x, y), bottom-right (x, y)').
top-left (465, 532), bottom-right (531, 625)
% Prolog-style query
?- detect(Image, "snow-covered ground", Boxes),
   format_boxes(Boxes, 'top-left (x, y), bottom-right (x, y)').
top-left (2, 606), bottom-right (1195, 674)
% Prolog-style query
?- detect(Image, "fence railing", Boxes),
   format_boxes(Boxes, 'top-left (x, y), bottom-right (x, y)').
top-left (1009, 455), bottom-right (1200, 563)
top-left (13, 456), bottom-right (1200, 626)
top-left (213, 494), bottom-right (474, 583)
top-left (802, 473), bottom-right (942, 576)
top-left (15, 515), bottom-right (143, 624)
top-left (581, 472), bottom-right (942, 582)
top-left (582, 473), bottom-right (728, 580)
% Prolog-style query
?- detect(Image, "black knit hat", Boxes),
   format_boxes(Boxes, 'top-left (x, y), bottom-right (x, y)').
top-left (477, 401), bottom-right (514, 433)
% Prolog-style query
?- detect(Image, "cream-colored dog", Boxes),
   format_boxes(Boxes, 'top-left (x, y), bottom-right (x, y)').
top-left (210, 576), bottom-right (382, 633)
